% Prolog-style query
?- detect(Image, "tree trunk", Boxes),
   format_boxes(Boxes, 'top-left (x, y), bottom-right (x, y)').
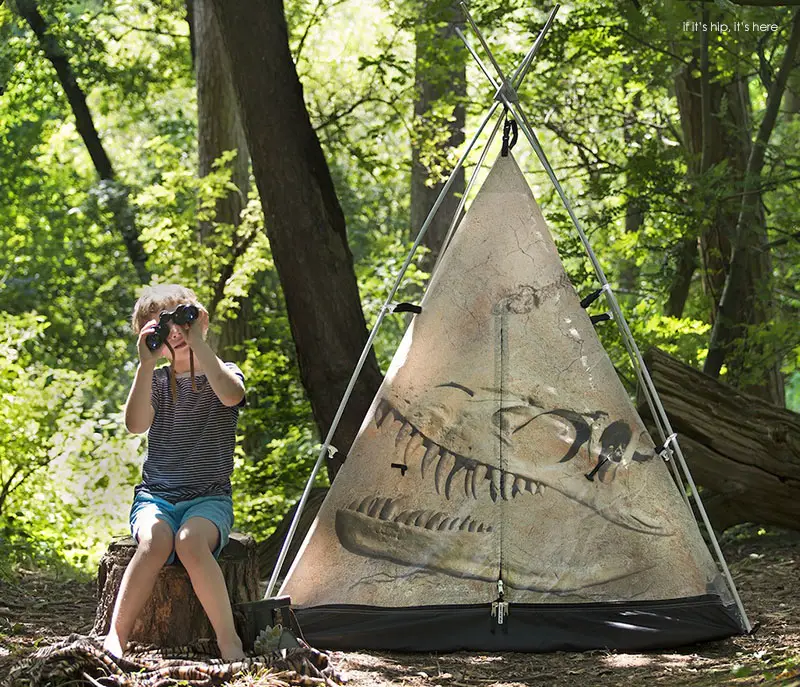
top-left (256, 487), bottom-right (328, 580)
top-left (704, 10), bottom-right (800, 405)
top-left (672, 56), bottom-right (750, 319)
top-left (639, 348), bottom-right (800, 532)
top-left (193, 0), bottom-right (252, 362)
top-left (14, 0), bottom-right (150, 284)
top-left (410, 0), bottom-right (466, 269)
top-left (93, 533), bottom-right (259, 646)
top-left (672, 10), bottom-right (790, 403)
top-left (785, 66), bottom-right (800, 116)
top-left (208, 0), bottom-right (383, 479)
top-left (619, 86), bottom-right (644, 299)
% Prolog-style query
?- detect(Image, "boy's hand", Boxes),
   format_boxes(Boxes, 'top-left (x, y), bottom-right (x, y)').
top-left (137, 319), bottom-right (165, 366)
top-left (175, 307), bottom-right (209, 350)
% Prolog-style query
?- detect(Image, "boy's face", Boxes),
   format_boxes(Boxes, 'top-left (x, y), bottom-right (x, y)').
top-left (140, 301), bottom-right (208, 361)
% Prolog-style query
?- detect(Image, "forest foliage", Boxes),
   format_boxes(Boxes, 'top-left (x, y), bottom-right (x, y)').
top-left (0, 0), bottom-right (798, 576)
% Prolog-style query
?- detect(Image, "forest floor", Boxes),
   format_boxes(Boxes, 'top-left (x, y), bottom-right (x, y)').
top-left (1, 524), bottom-right (798, 687)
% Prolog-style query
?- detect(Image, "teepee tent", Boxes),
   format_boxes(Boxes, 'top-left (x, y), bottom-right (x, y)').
top-left (268, 5), bottom-right (750, 651)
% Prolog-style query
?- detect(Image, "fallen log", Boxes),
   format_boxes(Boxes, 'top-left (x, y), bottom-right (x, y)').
top-left (639, 348), bottom-right (800, 531)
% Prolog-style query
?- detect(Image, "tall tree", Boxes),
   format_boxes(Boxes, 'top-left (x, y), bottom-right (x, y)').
top-left (704, 8), bottom-right (800, 402)
top-left (657, 2), bottom-right (797, 404)
top-left (191, 0), bottom-right (253, 361)
top-left (410, 0), bottom-right (466, 267)
top-left (12, 0), bottom-right (150, 284)
top-left (208, 0), bottom-right (383, 478)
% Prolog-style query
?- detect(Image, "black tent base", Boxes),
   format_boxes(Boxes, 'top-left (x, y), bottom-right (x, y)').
top-left (294, 594), bottom-right (746, 652)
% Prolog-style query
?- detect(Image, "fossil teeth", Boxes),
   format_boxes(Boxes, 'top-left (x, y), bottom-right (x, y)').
top-left (436, 451), bottom-right (456, 496)
top-left (404, 431), bottom-right (425, 465)
top-left (438, 517), bottom-right (454, 531)
top-left (468, 520), bottom-right (478, 532)
top-left (393, 510), bottom-right (411, 525)
top-left (486, 467), bottom-right (501, 503)
top-left (421, 442), bottom-right (439, 479)
top-left (395, 421), bottom-right (413, 447)
top-left (470, 468), bottom-right (478, 499)
top-left (477, 523), bottom-right (485, 533)
top-left (525, 479), bottom-right (534, 495)
top-left (357, 497), bottom-right (373, 513)
top-left (412, 510), bottom-right (427, 527)
top-left (374, 399), bottom-right (391, 428)
top-left (425, 512), bottom-right (446, 530)
top-left (449, 517), bottom-right (461, 531)
top-left (368, 497), bottom-right (385, 517)
top-left (512, 476), bottom-right (524, 498)
top-left (460, 518), bottom-right (472, 531)
top-left (379, 498), bottom-right (399, 521)
top-left (444, 453), bottom-right (464, 499)
top-left (536, 482), bottom-right (545, 496)
top-left (498, 470), bottom-right (509, 500)
top-left (348, 500), bottom-right (358, 510)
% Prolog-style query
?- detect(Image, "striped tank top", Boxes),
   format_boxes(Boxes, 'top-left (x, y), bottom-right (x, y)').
top-left (135, 362), bottom-right (244, 503)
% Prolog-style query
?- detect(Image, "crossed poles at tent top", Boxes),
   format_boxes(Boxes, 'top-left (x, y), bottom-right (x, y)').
top-left (267, 4), bottom-right (752, 633)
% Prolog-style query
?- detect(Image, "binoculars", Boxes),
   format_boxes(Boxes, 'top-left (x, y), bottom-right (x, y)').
top-left (145, 304), bottom-right (199, 351)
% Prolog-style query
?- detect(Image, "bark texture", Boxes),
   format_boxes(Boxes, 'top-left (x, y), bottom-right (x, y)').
top-left (209, 0), bottom-right (383, 477)
top-left (93, 533), bottom-right (259, 646)
top-left (193, 0), bottom-right (252, 362)
top-left (640, 348), bottom-right (800, 532)
top-left (410, 0), bottom-right (466, 268)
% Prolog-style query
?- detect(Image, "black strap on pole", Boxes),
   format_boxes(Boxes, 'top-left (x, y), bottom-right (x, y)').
top-left (501, 109), bottom-right (518, 157)
top-left (393, 303), bottom-right (422, 314)
top-left (580, 287), bottom-right (604, 309)
top-left (590, 313), bottom-right (612, 325)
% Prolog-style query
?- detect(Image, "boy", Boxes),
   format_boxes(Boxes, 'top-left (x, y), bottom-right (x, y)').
top-left (103, 284), bottom-right (246, 661)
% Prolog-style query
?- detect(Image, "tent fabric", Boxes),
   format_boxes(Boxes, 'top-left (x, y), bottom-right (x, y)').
top-left (280, 153), bottom-right (747, 650)
top-left (294, 596), bottom-right (743, 651)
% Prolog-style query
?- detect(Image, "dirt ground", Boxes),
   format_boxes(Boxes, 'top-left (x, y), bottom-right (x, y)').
top-left (1, 525), bottom-right (798, 686)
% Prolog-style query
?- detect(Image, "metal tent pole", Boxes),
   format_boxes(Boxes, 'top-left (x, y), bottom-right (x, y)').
top-left (265, 103), bottom-right (499, 597)
top-left (264, 53), bottom-right (540, 598)
top-left (459, 12), bottom-right (697, 513)
top-left (264, 23), bottom-right (556, 597)
top-left (458, 6), bottom-right (751, 631)
top-left (434, 6), bottom-right (559, 276)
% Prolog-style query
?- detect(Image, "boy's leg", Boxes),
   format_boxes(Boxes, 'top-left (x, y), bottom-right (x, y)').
top-left (103, 515), bottom-right (174, 657)
top-left (174, 516), bottom-right (244, 661)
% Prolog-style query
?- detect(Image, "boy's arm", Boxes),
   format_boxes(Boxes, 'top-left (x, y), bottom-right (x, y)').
top-left (191, 339), bottom-right (245, 406)
top-left (183, 312), bottom-right (245, 406)
top-left (125, 318), bottom-right (163, 434)
top-left (125, 363), bottom-right (156, 433)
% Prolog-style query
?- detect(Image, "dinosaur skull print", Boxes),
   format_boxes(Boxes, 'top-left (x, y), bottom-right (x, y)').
top-left (281, 155), bottom-right (724, 609)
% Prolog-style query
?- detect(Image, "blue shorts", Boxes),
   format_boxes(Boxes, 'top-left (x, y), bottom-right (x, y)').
top-left (129, 492), bottom-right (234, 565)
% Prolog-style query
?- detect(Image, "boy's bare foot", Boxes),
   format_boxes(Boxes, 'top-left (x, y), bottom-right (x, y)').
top-left (102, 632), bottom-right (125, 658)
top-left (218, 637), bottom-right (246, 662)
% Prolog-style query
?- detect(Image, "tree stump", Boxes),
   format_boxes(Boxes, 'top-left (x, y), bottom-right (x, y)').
top-left (93, 533), bottom-right (260, 646)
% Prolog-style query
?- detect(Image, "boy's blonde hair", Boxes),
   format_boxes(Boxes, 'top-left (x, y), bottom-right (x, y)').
top-left (131, 284), bottom-right (203, 334)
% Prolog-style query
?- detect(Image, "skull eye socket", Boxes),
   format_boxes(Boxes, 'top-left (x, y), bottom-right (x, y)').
top-left (492, 405), bottom-right (538, 435)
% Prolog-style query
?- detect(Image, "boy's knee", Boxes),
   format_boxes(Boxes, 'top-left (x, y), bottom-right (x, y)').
top-left (174, 529), bottom-right (212, 565)
top-left (136, 520), bottom-right (174, 562)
